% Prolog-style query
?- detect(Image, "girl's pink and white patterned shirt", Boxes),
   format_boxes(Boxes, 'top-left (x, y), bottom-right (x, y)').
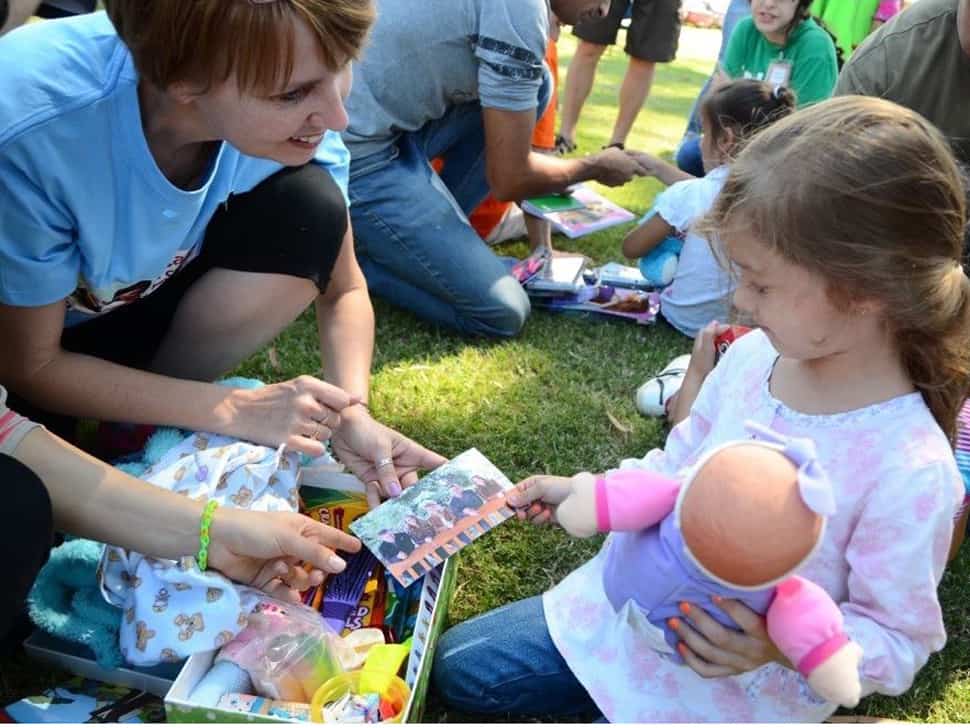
top-left (545, 330), bottom-right (962, 722)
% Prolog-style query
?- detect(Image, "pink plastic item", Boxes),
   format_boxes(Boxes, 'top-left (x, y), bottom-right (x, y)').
top-left (874, 0), bottom-right (901, 22)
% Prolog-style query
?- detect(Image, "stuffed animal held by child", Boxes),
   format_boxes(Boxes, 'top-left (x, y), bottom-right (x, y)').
top-left (554, 422), bottom-right (863, 708)
top-left (636, 208), bottom-right (684, 287)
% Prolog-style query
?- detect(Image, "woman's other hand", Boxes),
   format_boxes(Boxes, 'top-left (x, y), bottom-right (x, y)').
top-left (228, 375), bottom-right (357, 456)
top-left (207, 508), bottom-right (361, 602)
top-left (330, 405), bottom-right (447, 509)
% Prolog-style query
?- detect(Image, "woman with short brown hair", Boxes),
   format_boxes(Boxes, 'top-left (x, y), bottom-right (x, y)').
top-left (0, 0), bottom-right (443, 507)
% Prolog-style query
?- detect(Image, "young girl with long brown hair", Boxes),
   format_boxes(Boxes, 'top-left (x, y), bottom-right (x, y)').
top-left (433, 95), bottom-right (970, 722)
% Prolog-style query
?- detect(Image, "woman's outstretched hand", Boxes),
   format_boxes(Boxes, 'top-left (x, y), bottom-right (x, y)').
top-left (207, 508), bottom-right (361, 602)
top-left (330, 405), bottom-right (447, 508)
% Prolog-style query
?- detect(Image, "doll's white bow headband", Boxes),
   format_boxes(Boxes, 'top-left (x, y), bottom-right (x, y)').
top-left (744, 421), bottom-right (836, 517)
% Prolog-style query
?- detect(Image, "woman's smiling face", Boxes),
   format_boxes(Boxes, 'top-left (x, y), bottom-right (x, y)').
top-left (189, 13), bottom-right (353, 167)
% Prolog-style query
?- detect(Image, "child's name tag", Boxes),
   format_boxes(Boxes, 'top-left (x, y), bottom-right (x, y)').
top-left (765, 60), bottom-right (792, 88)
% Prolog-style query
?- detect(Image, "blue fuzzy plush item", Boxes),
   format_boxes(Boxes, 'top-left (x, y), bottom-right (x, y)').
top-left (27, 377), bottom-right (269, 667)
top-left (27, 538), bottom-right (125, 668)
top-left (638, 236), bottom-right (684, 288)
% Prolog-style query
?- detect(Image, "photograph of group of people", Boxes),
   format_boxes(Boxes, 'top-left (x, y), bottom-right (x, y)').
top-left (350, 450), bottom-right (514, 586)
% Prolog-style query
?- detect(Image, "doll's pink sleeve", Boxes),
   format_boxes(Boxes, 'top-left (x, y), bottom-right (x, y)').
top-left (874, 0), bottom-right (901, 22)
top-left (595, 470), bottom-right (681, 532)
top-left (766, 576), bottom-right (849, 676)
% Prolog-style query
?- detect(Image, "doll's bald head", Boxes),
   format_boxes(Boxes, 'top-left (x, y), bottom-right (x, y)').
top-left (679, 443), bottom-right (823, 587)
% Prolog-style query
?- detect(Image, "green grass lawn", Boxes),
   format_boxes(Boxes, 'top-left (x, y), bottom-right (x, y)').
top-left (3, 26), bottom-right (969, 723)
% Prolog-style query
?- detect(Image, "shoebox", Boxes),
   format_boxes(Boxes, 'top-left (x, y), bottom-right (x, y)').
top-left (22, 630), bottom-right (183, 697)
top-left (164, 470), bottom-right (457, 723)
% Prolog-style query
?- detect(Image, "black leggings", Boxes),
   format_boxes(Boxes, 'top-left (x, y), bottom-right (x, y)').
top-left (8, 163), bottom-right (348, 439)
top-left (0, 454), bottom-right (53, 642)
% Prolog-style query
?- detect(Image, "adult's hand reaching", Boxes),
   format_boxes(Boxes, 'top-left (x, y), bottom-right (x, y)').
top-left (207, 508), bottom-right (361, 602)
top-left (588, 147), bottom-right (649, 187)
top-left (228, 375), bottom-right (357, 457)
top-left (330, 405), bottom-right (447, 508)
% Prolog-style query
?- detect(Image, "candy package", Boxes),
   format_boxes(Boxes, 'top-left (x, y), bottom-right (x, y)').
top-left (217, 599), bottom-right (343, 702)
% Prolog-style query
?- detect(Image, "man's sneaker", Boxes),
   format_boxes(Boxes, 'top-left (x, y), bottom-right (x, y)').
top-left (636, 354), bottom-right (691, 417)
top-left (554, 134), bottom-right (576, 155)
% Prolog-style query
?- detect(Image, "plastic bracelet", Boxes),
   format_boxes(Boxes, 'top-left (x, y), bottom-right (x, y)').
top-left (196, 500), bottom-right (219, 572)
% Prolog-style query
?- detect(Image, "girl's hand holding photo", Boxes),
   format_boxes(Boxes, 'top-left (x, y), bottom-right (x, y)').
top-left (507, 474), bottom-right (574, 527)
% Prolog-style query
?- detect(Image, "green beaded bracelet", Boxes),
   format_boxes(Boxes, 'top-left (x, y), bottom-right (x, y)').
top-left (196, 499), bottom-right (219, 572)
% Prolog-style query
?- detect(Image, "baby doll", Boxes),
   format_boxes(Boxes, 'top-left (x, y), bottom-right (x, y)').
top-left (553, 422), bottom-right (862, 707)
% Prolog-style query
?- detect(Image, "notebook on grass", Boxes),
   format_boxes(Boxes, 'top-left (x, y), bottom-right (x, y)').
top-left (528, 186), bottom-right (635, 239)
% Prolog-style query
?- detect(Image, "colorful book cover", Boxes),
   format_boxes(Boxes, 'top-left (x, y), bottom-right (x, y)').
top-left (523, 254), bottom-right (588, 295)
top-left (4, 678), bottom-right (164, 723)
top-left (521, 192), bottom-right (585, 215)
top-left (532, 285), bottom-right (661, 326)
top-left (350, 449), bottom-right (515, 587)
top-left (595, 262), bottom-right (653, 291)
top-left (539, 186), bottom-right (636, 239)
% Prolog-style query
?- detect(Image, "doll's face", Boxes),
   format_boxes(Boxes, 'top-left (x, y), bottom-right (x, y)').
top-left (679, 443), bottom-right (822, 587)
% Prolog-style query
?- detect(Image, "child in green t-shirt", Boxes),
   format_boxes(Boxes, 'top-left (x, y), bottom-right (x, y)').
top-left (810, 0), bottom-right (902, 58)
top-left (676, 0), bottom-right (838, 177)
top-left (721, 4), bottom-right (839, 105)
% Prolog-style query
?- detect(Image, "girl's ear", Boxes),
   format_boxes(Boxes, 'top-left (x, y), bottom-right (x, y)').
top-left (717, 127), bottom-right (737, 161)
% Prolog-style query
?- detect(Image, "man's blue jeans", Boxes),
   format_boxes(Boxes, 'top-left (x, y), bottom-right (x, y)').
top-left (348, 72), bottom-right (552, 338)
top-left (431, 596), bottom-right (602, 719)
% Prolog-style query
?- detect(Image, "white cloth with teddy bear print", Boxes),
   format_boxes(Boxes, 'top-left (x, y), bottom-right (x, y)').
top-left (98, 432), bottom-right (301, 666)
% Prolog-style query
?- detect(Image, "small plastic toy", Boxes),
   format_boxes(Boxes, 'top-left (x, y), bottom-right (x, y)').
top-left (713, 324), bottom-right (753, 362)
top-left (554, 421), bottom-right (863, 707)
top-left (311, 671), bottom-right (410, 724)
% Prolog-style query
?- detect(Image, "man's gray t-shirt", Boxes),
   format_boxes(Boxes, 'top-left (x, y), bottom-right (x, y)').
top-left (835, 0), bottom-right (970, 167)
top-left (343, 0), bottom-right (549, 160)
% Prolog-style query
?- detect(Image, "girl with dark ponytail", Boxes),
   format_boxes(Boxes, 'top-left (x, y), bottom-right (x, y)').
top-left (623, 79), bottom-right (796, 340)
top-left (676, 0), bottom-right (839, 176)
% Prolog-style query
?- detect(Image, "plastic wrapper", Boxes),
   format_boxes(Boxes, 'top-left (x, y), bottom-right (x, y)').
top-left (217, 599), bottom-right (343, 702)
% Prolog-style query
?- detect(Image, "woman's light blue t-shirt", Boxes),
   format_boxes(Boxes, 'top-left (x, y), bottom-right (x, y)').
top-left (0, 12), bottom-right (349, 326)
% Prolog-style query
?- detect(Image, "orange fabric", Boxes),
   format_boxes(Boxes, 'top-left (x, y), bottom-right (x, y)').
top-left (439, 39), bottom-right (560, 238)
top-left (532, 40), bottom-right (559, 152)
top-left (468, 196), bottom-right (511, 239)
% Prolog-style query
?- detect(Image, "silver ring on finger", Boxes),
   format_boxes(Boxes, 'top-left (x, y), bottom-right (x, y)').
top-left (375, 456), bottom-right (394, 470)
